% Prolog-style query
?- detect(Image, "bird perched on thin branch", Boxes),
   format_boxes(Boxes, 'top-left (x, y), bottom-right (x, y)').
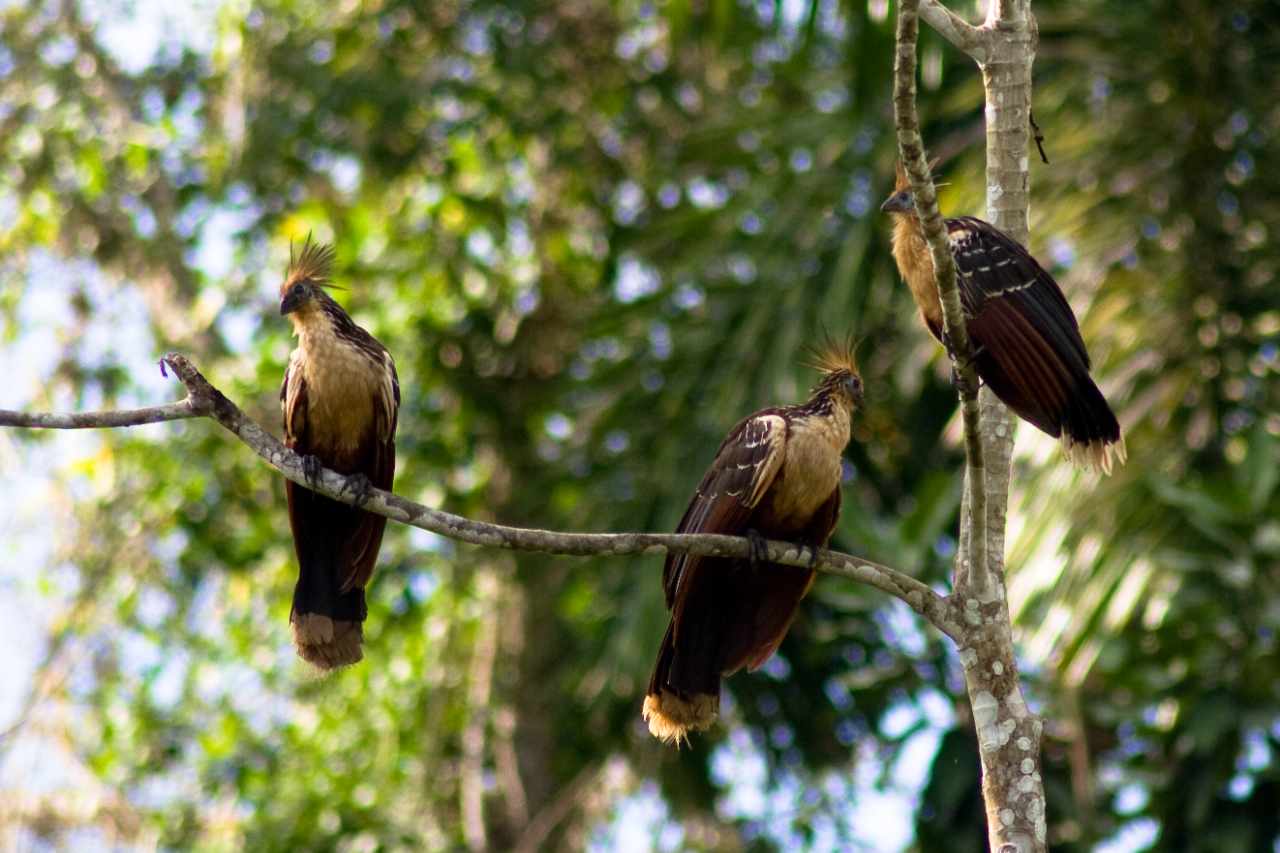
top-left (881, 161), bottom-right (1125, 473)
top-left (643, 334), bottom-right (864, 745)
top-left (280, 239), bottom-right (399, 670)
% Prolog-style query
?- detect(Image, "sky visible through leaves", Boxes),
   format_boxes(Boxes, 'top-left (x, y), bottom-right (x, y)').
top-left (0, 2), bottom-right (948, 851)
top-left (8, 0), bottom-right (1278, 851)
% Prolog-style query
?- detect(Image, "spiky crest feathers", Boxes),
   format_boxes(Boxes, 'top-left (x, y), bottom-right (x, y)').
top-left (802, 328), bottom-right (860, 382)
top-left (281, 237), bottom-right (344, 298)
top-left (891, 155), bottom-right (943, 196)
top-left (894, 156), bottom-right (909, 192)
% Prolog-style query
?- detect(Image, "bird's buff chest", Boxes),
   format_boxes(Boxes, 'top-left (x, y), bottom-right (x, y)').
top-left (891, 216), bottom-right (944, 324)
top-left (763, 409), bottom-right (850, 522)
top-left (289, 328), bottom-right (384, 455)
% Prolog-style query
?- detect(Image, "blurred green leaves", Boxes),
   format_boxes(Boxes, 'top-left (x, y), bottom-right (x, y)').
top-left (5, 0), bottom-right (1280, 850)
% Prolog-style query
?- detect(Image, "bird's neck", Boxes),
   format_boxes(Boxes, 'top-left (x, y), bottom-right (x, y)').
top-left (795, 392), bottom-right (851, 441)
top-left (890, 212), bottom-right (944, 326)
top-left (290, 297), bottom-right (353, 345)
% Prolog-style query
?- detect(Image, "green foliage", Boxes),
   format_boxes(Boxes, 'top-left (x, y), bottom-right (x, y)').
top-left (4, 0), bottom-right (1280, 851)
top-left (1002, 1), bottom-right (1280, 849)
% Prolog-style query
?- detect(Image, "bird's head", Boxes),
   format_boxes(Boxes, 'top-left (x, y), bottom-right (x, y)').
top-left (806, 330), bottom-right (865, 411)
top-left (880, 156), bottom-right (941, 214)
top-left (880, 157), bottom-right (917, 214)
top-left (280, 238), bottom-right (339, 316)
top-left (879, 186), bottom-right (915, 214)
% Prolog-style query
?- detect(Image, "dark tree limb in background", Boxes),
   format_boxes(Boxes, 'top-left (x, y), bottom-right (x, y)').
top-left (0, 353), bottom-right (956, 636)
top-left (891, 1), bottom-right (1047, 852)
top-left (513, 759), bottom-right (607, 853)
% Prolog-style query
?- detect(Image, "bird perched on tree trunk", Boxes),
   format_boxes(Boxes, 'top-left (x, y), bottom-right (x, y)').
top-left (643, 334), bottom-right (864, 745)
top-left (280, 239), bottom-right (399, 670)
top-left (881, 161), bottom-right (1125, 474)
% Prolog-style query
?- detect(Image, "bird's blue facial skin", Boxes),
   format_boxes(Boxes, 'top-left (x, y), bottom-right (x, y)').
top-left (280, 282), bottom-right (312, 315)
top-left (880, 189), bottom-right (915, 213)
top-left (844, 374), bottom-right (865, 409)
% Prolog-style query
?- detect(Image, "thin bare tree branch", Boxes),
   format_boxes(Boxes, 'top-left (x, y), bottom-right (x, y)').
top-left (891, 0), bottom-right (990, 595)
top-left (0, 353), bottom-right (953, 635)
top-left (0, 400), bottom-right (201, 429)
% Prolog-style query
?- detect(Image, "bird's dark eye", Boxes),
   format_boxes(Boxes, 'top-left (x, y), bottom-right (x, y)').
top-left (291, 283), bottom-right (307, 296)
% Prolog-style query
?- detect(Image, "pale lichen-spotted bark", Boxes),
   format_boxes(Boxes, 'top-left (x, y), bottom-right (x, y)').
top-left (896, 1), bottom-right (1048, 851)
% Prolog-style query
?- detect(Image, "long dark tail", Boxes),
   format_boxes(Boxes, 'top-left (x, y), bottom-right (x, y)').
top-left (967, 296), bottom-right (1125, 474)
top-left (1055, 374), bottom-right (1126, 473)
top-left (976, 348), bottom-right (1125, 474)
top-left (643, 620), bottom-right (721, 745)
top-left (643, 558), bottom-right (816, 744)
top-left (286, 483), bottom-right (369, 670)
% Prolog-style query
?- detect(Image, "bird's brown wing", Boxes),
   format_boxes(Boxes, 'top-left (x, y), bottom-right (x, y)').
top-left (281, 351), bottom-right (308, 447)
top-left (336, 351), bottom-right (399, 593)
top-left (724, 483), bottom-right (839, 675)
top-left (947, 217), bottom-right (1119, 445)
top-left (663, 412), bottom-right (787, 618)
top-left (947, 217), bottom-right (1089, 369)
top-left (281, 353), bottom-right (317, 556)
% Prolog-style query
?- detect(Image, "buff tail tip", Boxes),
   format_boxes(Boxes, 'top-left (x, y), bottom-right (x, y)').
top-left (1062, 431), bottom-right (1127, 475)
top-left (290, 612), bottom-right (365, 671)
top-left (642, 692), bottom-right (720, 747)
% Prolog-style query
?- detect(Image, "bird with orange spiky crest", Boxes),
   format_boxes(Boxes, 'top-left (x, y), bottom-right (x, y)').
top-left (881, 160), bottom-right (1125, 473)
top-left (279, 238), bottom-right (399, 670)
top-left (643, 333), bottom-right (864, 745)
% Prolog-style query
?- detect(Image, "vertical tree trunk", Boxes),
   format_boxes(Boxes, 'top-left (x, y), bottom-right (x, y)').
top-left (895, 2), bottom-right (1048, 851)
top-left (965, 6), bottom-right (1046, 851)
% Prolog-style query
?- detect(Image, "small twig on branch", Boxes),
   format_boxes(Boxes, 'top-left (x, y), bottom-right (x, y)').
top-left (1030, 109), bottom-right (1049, 164)
top-left (891, 0), bottom-right (989, 594)
top-left (0, 353), bottom-right (956, 636)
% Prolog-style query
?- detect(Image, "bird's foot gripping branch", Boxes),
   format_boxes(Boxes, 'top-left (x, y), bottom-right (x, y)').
top-left (2, 351), bottom-right (952, 671)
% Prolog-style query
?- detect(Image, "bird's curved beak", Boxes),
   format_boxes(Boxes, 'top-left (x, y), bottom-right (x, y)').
top-left (280, 292), bottom-right (301, 315)
top-left (880, 193), bottom-right (911, 214)
top-left (845, 377), bottom-right (866, 410)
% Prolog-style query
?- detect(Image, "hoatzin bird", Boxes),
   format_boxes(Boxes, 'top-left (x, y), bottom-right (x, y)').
top-left (280, 239), bottom-right (399, 670)
top-left (643, 335), bottom-right (864, 745)
top-left (882, 162), bottom-right (1125, 474)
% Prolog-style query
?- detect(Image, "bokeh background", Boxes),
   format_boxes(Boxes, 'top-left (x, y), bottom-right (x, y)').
top-left (1, 0), bottom-right (1279, 850)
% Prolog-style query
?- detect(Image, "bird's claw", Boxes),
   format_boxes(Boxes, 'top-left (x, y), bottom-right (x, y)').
top-left (950, 363), bottom-right (980, 398)
top-left (745, 529), bottom-right (769, 568)
top-left (301, 454), bottom-right (324, 491)
top-left (806, 544), bottom-right (822, 569)
top-left (341, 473), bottom-right (374, 509)
top-left (942, 337), bottom-right (984, 367)
top-left (942, 340), bottom-right (983, 397)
